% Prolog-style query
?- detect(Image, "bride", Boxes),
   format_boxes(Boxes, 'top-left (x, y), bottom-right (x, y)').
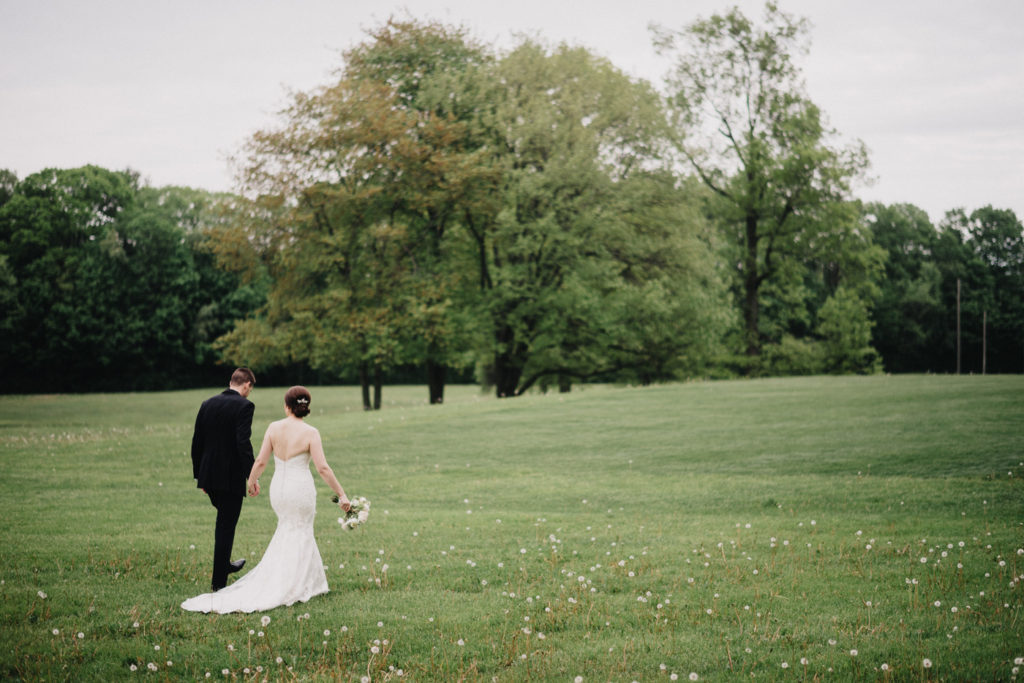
top-left (182, 386), bottom-right (351, 613)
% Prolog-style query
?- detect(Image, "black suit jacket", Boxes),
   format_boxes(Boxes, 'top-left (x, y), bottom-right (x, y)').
top-left (191, 388), bottom-right (256, 496)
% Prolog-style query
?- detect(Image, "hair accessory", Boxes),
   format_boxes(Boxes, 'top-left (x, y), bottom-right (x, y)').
top-left (297, 398), bottom-right (309, 404)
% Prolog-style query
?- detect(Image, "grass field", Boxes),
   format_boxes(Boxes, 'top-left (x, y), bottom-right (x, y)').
top-left (1, 375), bottom-right (1022, 681)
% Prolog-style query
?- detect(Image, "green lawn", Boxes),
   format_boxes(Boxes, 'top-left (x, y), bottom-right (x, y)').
top-left (1, 375), bottom-right (1022, 681)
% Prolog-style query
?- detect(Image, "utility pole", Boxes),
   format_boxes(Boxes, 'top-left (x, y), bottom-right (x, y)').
top-left (982, 310), bottom-right (987, 375)
top-left (956, 278), bottom-right (961, 375)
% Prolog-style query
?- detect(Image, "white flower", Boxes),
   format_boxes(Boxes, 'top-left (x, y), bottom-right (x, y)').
top-left (457, 638), bottom-right (465, 646)
top-left (923, 658), bottom-right (933, 668)
top-left (37, 591), bottom-right (46, 599)
top-left (148, 663), bottom-right (158, 671)
top-left (881, 663), bottom-right (889, 671)
top-left (574, 677), bottom-right (583, 683)
top-left (689, 674), bottom-right (699, 681)
top-left (261, 615), bottom-right (271, 627)
top-left (850, 649), bottom-right (858, 657)
top-left (129, 664), bottom-right (137, 672)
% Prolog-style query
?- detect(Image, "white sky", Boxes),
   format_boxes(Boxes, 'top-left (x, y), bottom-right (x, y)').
top-left (2, 0), bottom-right (1022, 224)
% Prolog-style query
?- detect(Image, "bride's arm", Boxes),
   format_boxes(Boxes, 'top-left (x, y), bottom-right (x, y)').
top-left (309, 428), bottom-right (350, 510)
top-left (247, 423), bottom-right (274, 496)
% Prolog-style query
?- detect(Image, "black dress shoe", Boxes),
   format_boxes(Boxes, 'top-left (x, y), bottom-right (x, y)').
top-left (228, 559), bottom-right (245, 574)
top-left (211, 584), bottom-right (224, 592)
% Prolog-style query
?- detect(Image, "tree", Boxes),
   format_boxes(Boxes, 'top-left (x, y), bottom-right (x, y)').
top-left (218, 20), bottom-right (492, 408)
top-left (343, 18), bottom-right (495, 403)
top-left (864, 203), bottom-right (946, 372)
top-left (462, 41), bottom-right (726, 396)
top-left (938, 206), bottom-right (1024, 373)
top-left (653, 2), bottom-right (870, 365)
top-left (965, 206), bottom-right (1024, 373)
top-left (816, 286), bottom-right (881, 374)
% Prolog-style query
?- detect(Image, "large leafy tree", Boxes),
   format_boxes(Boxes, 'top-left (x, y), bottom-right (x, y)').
top-left (462, 42), bottom-right (727, 396)
top-left (343, 19), bottom-right (495, 403)
top-left (653, 2), bottom-right (870, 365)
top-left (217, 20), bottom-right (491, 408)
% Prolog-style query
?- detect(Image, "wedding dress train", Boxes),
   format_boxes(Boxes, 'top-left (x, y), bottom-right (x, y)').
top-left (182, 454), bottom-right (328, 613)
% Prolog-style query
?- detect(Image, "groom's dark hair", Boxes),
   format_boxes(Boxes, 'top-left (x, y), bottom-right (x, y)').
top-left (230, 367), bottom-right (256, 387)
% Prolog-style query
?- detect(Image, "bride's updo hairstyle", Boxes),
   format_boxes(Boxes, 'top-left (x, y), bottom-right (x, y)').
top-left (285, 386), bottom-right (312, 418)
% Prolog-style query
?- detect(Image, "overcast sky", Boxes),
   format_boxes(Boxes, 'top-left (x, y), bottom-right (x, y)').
top-left (3, 0), bottom-right (1022, 223)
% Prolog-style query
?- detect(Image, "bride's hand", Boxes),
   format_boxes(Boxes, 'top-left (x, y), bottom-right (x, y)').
top-left (248, 480), bottom-right (260, 497)
top-left (339, 497), bottom-right (351, 512)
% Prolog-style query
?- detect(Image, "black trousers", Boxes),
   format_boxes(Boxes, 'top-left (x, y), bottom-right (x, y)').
top-left (206, 489), bottom-right (244, 590)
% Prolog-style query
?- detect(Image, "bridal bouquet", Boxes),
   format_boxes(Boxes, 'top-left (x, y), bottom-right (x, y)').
top-left (333, 495), bottom-right (371, 530)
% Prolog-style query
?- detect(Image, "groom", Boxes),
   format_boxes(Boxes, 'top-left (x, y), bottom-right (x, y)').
top-left (191, 367), bottom-right (257, 591)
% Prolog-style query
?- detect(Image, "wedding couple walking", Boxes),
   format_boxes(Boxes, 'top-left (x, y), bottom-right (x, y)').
top-left (181, 368), bottom-right (353, 614)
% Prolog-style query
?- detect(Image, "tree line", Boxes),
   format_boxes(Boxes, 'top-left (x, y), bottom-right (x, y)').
top-left (2, 7), bottom-right (1021, 400)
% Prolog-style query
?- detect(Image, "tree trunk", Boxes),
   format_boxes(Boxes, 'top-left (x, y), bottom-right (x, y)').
top-left (373, 366), bottom-right (382, 410)
top-left (493, 324), bottom-right (524, 398)
top-left (427, 359), bottom-right (446, 404)
top-left (743, 214), bottom-right (762, 363)
top-left (359, 363), bottom-right (372, 411)
top-left (558, 374), bottom-right (572, 393)
top-left (494, 363), bottom-right (521, 398)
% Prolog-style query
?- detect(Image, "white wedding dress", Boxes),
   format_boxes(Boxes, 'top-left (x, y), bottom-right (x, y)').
top-left (182, 454), bottom-right (329, 613)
